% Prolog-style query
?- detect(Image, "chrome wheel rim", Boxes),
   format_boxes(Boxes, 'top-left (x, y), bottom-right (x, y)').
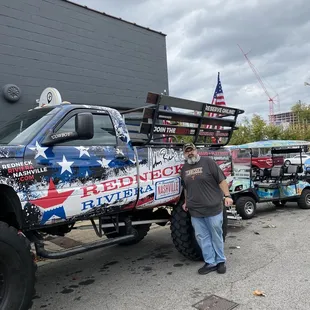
top-left (245, 201), bottom-right (255, 215)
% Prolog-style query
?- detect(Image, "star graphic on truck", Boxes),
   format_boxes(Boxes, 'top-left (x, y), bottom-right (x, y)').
top-left (29, 179), bottom-right (74, 209)
top-left (57, 155), bottom-right (74, 174)
top-left (28, 141), bottom-right (48, 159)
top-left (75, 146), bottom-right (90, 157)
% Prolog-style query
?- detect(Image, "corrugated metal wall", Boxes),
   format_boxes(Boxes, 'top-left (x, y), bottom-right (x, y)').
top-left (0, 0), bottom-right (169, 126)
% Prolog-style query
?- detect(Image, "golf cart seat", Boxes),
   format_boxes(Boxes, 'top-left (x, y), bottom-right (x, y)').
top-left (282, 165), bottom-right (298, 185)
top-left (297, 165), bottom-right (303, 174)
top-left (256, 166), bottom-right (283, 189)
top-left (253, 168), bottom-right (270, 182)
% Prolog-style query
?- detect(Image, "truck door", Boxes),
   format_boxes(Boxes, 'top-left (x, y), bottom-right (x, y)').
top-left (137, 147), bottom-right (183, 209)
top-left (133, 146), bottom-right (155, 208)
top-left (23, 109), bottom-right (138, 226)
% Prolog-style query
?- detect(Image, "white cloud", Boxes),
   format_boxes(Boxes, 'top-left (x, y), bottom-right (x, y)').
top-left (73, 0), bottom-right (310, 121)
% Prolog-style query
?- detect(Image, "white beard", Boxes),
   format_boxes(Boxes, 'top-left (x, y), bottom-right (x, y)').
top-left (187, 154), bottom-right (200, 165)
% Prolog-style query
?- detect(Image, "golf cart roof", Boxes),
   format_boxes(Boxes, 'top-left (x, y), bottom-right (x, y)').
top-left (227, 140), bottom-right (310, 150)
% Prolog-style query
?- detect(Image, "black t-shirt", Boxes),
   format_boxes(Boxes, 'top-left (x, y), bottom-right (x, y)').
top-left (180, 157), bottom-right (226, 217)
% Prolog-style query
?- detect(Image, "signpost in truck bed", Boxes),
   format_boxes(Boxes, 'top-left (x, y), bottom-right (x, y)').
top-left (0, 87), bottom-right (244, 310)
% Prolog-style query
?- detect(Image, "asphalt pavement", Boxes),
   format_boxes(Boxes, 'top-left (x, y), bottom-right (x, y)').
top-left (32, 203), bottom-right (310, 310)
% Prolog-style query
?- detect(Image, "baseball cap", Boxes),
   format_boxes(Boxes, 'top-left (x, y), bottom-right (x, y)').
top-left (183, 142), bottom-right (196, 152)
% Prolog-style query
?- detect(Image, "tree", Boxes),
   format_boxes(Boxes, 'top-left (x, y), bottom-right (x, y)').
top-left (230, 117), bottom-right (251, 145)
top-left (249, 114), bottom-right (267, 141)
top-left (291, 100), bottom-right (310, 123)
top-left (280, 126), bottom-right (299, 140)
top-left (230, 114), bottom-right (283, 144)
top-left (264, 124), bottom-right (282, 140)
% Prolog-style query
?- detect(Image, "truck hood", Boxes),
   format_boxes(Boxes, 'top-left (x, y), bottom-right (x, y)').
top-left (0, 145), bottom-right (25, 158)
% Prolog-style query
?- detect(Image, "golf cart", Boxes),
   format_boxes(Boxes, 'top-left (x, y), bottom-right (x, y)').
top-left (227, 140), bottom-right (310, 219)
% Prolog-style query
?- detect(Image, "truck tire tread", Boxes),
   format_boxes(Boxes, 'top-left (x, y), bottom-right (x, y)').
top-left (0, 221), bottom-right (36, 310)
top-left (170, 202), bottom-right (203, 261)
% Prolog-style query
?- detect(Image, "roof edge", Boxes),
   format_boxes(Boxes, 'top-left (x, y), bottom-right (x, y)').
top-left (62, 0), bottom-right (167, 36)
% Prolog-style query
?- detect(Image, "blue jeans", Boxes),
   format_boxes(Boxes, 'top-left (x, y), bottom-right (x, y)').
top-left (191, 212), bottom-right (226, 266)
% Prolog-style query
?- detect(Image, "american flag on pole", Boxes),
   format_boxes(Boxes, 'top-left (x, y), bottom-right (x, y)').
top-left (210, 72), bottom-right (226, 112)
top-left (206, 72), bottom-right (227, 142)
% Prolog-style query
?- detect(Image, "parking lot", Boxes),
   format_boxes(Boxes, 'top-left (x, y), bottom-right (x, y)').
top-left (32, 203), bottom-right (310, 310)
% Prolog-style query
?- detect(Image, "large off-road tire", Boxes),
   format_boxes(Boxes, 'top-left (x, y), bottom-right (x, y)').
top-left (103, 224), bottom-right (151, 246)
top-left (235, 196), bottom-right (257, 219)
top-left (0, 221), bottom-right (36, 310)
top-left (170, 200), bottom-right (228, 261)
top-left (118, 224), bottom-right (151, 246)
top-left (170, 202), bottom-right (202, 261)
top-left (298, 188), bottom-right (310, 209)
top-left (103, 210), bottom-right (152, 246)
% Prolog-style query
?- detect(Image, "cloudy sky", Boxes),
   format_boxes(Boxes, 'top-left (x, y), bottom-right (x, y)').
top-left (74, 0), bottom-right (310, 121)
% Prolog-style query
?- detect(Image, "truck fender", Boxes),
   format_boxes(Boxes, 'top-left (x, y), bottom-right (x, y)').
top-left (232, 188), bottom-right (259, 203)
top-left (0, 184), bottom-right (24, 229)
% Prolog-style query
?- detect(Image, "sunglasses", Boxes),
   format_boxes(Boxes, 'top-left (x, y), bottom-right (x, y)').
top-left (184, 148), bottom-right (195, 153)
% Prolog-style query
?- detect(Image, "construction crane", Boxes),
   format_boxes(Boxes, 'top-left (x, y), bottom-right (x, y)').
top-left (238, 44), bottom-right (280, 124)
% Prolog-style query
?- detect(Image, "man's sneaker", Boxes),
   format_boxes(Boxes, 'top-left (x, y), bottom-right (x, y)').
top-left (198, 263), bottom-right (217, 275)
top-left (217, 262), bottom-right (226, 274)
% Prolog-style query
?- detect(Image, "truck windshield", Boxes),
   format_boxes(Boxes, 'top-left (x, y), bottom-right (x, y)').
top-left (0, 107), bottom-right (57, 145)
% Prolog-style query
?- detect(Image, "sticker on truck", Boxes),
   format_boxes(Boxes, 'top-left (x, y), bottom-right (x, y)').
top-left (155, 177), bottom-right (181, 200)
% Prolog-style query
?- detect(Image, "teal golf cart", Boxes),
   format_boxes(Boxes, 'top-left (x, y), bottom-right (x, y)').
top-left (228, 140), bottom-right (310, 219)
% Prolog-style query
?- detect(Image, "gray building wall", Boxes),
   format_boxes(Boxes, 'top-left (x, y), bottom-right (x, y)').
top-left (0, 0), bottom-right (169, 126)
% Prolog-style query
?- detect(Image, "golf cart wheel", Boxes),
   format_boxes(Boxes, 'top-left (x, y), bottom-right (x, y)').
top-left (298, 188), bottom-right (310, 209)
top-left (284, 160), bottom-right (291, 166)
top-left (272, 201), bottom-right (287, 207)
top-left (0, 221), bottom-right (36, 310)
top-left (236, 196), bottom-right (256, 219)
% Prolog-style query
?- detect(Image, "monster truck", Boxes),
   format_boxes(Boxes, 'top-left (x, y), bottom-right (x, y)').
top-left (0, 88), bottom-right (243, 309)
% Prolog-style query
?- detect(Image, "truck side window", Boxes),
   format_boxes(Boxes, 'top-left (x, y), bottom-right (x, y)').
top-left (56, 113), bottom-right (117, 146)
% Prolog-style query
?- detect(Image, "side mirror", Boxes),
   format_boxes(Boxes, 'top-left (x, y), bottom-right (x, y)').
top-left (75, 112), bottom-right (94, 140)
top-left (42, 112), bottom-right (94, 146)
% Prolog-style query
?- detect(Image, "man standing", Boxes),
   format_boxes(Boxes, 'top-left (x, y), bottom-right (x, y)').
top-left (180, 142), bottom-right (233, 275)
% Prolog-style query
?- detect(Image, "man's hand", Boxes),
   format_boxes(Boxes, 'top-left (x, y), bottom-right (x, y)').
top-left (224, 197), bottom-right (233, 207)
top-left (182, 202), bottom-right (188, 212)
